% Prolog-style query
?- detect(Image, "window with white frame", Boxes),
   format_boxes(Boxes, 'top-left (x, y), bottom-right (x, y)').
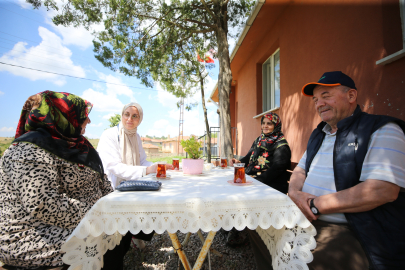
top-left (262, 49), bottom-right (280, 112)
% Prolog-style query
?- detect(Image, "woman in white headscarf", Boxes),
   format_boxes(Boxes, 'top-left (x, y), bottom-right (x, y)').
top-left (98, 102), bottom-right (164, 189)
top-left (98, 102), bottom-right (168, 248)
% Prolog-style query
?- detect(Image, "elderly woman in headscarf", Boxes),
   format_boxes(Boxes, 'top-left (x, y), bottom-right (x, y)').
top-left (232, 112), bottom-right (291, 194)
top-left (97, 102), bottom-right (170, 247)
top-left (0, 91), bottom-right (128, 269)
top-left (226, 112), bottom-right (291, 247)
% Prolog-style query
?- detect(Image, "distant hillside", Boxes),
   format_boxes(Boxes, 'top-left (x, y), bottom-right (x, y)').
top-left (0, 137), bottom-right (100, 157)
top-left (88, 139), bottom-right (100, 149)
top-left (0, 137), bottom-right (13, 157)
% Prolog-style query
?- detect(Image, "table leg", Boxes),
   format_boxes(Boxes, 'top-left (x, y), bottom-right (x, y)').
top-left (192, 231), bottom-right (216, 270)
top-left (168, 232), bottom-right (191, 270)
top-left (197, 230), bottom-right (222, 257)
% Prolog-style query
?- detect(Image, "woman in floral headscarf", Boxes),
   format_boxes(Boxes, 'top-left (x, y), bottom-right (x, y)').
top-left (0, 91), bottom-right (125, 269)
top-left (233, 112), bottom-right (291, 193)
top-left (226, 112), bottom-right (292, 247)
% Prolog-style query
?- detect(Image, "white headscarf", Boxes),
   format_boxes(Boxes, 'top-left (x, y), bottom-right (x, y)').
top-left (119, 102), bottom-right (143, 167)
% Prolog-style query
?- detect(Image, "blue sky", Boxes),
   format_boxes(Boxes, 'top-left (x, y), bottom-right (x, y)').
top-left (0, 0), bottom-right (221, 139)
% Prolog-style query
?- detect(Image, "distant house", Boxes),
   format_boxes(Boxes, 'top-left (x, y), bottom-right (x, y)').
top-left (142, 143), bottom-right (159, 154)
top-left (150, 139), bottom-right (163, 147)
top-left (210, 0), bottom-right (405, 162)
top-left (162, 135), bottom-right (194, 155)
top-left (141, 137), bottom-right (152, 144)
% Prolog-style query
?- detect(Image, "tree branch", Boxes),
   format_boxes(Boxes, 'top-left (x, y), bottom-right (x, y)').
top-left (184, 18), bottom-right (216, 29)
top-left (200, 0), bottom-right (216, 19)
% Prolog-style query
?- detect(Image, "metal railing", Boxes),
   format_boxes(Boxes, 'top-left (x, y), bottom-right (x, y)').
top-left (198, 126), bottom-right (237, 160)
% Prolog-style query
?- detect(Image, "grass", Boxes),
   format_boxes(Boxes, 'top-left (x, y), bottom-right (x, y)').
top-left (148, 155), bottom-right (185, 163)
top-left (88, 138), bottom-right (99, 149)
top-left (0, 137), bottom-right (100, 157)
top-left (0, 137), bottom-right (14, 157)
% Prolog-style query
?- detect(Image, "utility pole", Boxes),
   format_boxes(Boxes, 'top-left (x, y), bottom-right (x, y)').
top-left (178, 97), bottom-right (184, 155)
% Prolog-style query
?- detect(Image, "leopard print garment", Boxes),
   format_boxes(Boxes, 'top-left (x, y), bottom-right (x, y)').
top-left (0, 142), bottom-right (113, 268)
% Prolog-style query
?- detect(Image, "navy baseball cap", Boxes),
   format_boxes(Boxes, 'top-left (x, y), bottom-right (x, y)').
top-left (302, 71), bottom-right (357, 96)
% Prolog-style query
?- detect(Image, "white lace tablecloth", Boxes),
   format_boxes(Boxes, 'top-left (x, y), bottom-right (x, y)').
top-left (61, 168), bottom-right (316, 270)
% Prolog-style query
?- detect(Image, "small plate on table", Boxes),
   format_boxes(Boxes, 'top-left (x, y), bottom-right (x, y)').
top-left (183, 172), bottom-right (209, 176)
top-left (151, 173), bottom-right (172, 180)
top-left (227, 180), bottom-right (253, 186)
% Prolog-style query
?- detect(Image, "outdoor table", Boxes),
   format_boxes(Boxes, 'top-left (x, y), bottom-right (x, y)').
top-left (61, 167), bottom-right (316, 270)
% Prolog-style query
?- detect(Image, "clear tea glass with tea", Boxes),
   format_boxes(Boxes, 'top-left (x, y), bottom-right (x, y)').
top-left (172, 158), bottom-right (179, 170)
top-left (156, 162), bottom-right (167, 178)
top-left (233, 163), bottom-right (246, 183)
top-left (220, 157), bottom-right (228, 168)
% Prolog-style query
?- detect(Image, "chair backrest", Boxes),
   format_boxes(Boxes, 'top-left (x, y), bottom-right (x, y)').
top-left (286, 162), bottom-right (298, 182)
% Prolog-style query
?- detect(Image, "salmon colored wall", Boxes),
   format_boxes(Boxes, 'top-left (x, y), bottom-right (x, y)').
top-left (232, 0), bottom-right (405, 162)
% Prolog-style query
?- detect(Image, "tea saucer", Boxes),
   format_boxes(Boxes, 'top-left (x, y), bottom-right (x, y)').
top-left (183, 172), bottom-right (209, 176)
top-left (151, 174), bottom-right (172, 180)
top-left (227, 180), bottom-right (253, 186)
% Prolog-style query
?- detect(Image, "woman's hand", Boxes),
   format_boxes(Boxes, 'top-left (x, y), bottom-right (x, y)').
top-left (232, 158), bottom-right (241, 164)
top-left (146, 164), bottom-right (157, 175)
top-left (166, 164), bottom-right (174, 170)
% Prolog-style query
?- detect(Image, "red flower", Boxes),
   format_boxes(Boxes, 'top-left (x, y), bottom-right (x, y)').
top-left (254, 165), bottom-right (260, 169)
top-left (262, 152), bottom-right (269, 158)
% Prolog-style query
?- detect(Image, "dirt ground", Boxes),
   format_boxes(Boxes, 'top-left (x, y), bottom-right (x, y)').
top-left (123, 230), bottom-right (257, 270)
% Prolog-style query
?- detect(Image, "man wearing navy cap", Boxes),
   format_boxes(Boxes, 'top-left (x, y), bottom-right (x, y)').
top-left (287, 71), bottom-right (405, 269)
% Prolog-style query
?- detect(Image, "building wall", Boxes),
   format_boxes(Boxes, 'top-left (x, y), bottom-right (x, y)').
top-left (232, 0), bottom-right (405, 162)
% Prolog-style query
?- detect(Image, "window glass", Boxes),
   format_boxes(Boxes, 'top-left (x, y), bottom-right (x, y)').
top-left (262, 49), bottom-right (280, 111)
top-left (274, 50), bottom-right (280, 108)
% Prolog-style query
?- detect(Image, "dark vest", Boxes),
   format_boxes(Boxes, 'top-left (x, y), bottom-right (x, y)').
top-left (305, 105), bottom-right (405, 270)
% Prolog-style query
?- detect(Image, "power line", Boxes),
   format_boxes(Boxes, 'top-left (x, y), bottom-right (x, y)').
top-left (0, 37), bottom-right (96, 66)
top-left (0, 31), bottom-right (97, 64)
top-left (0, 46), bottom-right (90, 74)
top-left (0, 61), bottom-right (161, 92)
top-left (0, 6), bottom-right (44, 24)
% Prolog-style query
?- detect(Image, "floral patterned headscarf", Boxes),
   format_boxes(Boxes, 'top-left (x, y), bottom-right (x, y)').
top-left (245, 112), bottom-right (287, 175)
top-left (13, 91), bottom-right (104, 179)
top-left (15, 91), bottom-right (93, 140)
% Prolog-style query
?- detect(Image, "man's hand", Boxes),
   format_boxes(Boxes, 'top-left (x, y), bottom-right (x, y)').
top-left (287, 166), bottom-right (318, 222)
top-left (288, 190), bottom-right (318, 222)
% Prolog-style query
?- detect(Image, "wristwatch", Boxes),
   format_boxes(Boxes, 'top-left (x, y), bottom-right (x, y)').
top-left (310, 198), bottom-right (321, 215)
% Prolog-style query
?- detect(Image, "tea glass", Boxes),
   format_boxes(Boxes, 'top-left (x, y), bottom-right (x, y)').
top-left (156, 161), bottom-right (167, 178)
top-left (233, 163), bottom-right (246, 183)
top-left (172, 158), bottom-right (180, 170)
top-left (220, 157), bottom-right (228, 168)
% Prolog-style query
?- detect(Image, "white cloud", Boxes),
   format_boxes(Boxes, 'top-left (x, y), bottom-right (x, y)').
top-left (49, 22), bottom-right (102, 50)
top-left (95, 71), bottom-right (137, 102)
top-left (0, 27), bottom-right (85, 86)
top-left (0, 127), bottom-right (14, 132)
top-left (89, 122), bottom-right (103, 127)
top-left (15, 0), bottom-right (31, 9)
top-left (0, 91), bottom-right (4, 96)
top-left (102, 113), bottom-right (116, 120)
top-left (82, 88), bottom-right (124, 112)
top-left (18, 0), bottom-right (103, 50)
top-left (155, 85), bottom-right (180, 108)
top-left (82, 72), bottom-right (138, 114)
top-left (146, 119), bottom-right (178, 138)
top-left (147, 72), bottom-right (218, 138)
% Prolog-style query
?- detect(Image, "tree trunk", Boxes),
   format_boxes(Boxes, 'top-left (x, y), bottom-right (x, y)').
top-left (199, 75), bottom-right (211, 163)
top-left (214, 1), bottom-right (233, 162)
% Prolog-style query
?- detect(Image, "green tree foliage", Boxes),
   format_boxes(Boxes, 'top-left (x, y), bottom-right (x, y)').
top-left (108, 113), bottom-right (121, 128)
top-left (180, 135), bottom-right (203, 159)
top-left (28, 0), bottom-right (255, 160)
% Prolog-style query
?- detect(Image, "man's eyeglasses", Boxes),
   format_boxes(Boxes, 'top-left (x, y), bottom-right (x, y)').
top-left (123, 113), bottom-right (140, 120)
